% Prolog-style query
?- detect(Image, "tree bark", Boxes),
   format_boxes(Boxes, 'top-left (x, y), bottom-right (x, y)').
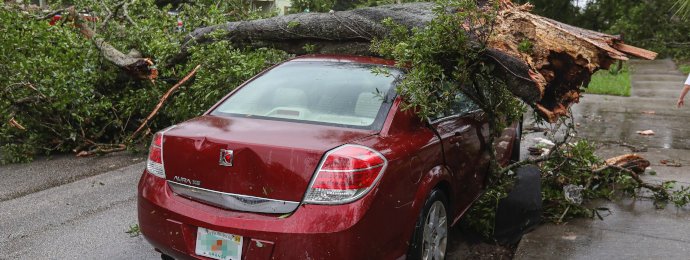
top-left (67, 6), bottom-right (157, 81)
top-left (183, 1), bottom-right (656, 122)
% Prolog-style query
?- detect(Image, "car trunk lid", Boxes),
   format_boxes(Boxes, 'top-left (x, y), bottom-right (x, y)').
top-left (162, 115), bottom-right (377, 205)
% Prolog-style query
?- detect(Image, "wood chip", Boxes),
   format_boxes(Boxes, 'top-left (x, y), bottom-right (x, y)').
top-left (636, 130), bottom-right (655, 136)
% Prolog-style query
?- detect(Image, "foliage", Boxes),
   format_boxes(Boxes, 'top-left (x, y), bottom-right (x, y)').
top-left (462, 178), bottom-right (513, 239)
top-left (585, 63), bottom-right (631, 96)
top-left (0, 1), bottom-right (287, 163)
top-left (372, 0), bottom-right (527, 239)
top-left (373, 1), bottom-right (522, 125)
top-left (516, 0), bottom-right (690, 60)
top-left (290, 0), bottom-right (335, 13)
top-left (603, 1), bottom-right (690, 60)
top-left (513, 0), bottom-right (580, 25)
top-left (125, 223), bottom-right (141, 237)
top-left (464, 115), bottom-right (690, 240)
top-left (673, 0), bottom-right (690, 19)
top-left (679, 63), bottom-right (690, 74)
top-left (0, 6), bottom-right (103, 162)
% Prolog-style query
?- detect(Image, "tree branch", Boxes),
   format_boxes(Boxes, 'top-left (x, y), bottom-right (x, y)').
top-left (130, 64), bottom-right (201, 139)
top-left (66, 6), bottom-right (156, 80)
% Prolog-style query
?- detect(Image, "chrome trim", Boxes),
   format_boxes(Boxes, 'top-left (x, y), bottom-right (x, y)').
top-left (168, 181), bottom-right (300, 214)
top-left (219, 149), bottom-right (234, 166)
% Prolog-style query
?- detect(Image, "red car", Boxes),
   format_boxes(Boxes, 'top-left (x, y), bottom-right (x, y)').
top-left (138, 55), bottom-right (520, 260)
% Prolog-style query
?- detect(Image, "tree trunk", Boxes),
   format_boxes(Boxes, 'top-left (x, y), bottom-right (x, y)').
top-left (183, 1), bottom-right (656, 121)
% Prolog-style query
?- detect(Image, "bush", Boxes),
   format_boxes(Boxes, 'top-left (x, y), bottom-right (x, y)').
top-left (0, 1), bottom-right (287, 163)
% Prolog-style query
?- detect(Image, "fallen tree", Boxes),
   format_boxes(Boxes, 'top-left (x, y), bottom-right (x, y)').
top-left (182, 1), bottom-right (656, 122)
top-left (6, 0), bottom-right (690, 244)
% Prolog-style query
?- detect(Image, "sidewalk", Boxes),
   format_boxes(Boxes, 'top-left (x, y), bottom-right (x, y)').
top-left (514, 59), bottom-right (690, 259)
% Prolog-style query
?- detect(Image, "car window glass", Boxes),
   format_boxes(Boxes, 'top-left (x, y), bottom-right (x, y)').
top-left (448, 91), bottom-right (480, 116)
top-left (211, 61), bottom-right (401, 130)
top-left (430, 90), bottom-right (480, 122)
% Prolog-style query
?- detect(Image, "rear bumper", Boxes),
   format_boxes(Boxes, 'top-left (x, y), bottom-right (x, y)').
top-left (137, 171), bottom-right (407, 260)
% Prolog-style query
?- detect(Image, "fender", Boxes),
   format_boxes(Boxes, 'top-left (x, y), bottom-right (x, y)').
top-left (396, 164), bottom-right (453, 258)
top-left (410, 165), bottom-right (453, 222)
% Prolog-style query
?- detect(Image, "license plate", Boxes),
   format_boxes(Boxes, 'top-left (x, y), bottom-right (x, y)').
top-left (195, 227), bottom-right (243, 260)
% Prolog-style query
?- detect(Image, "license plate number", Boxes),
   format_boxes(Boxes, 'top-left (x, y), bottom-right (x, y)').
top-left (195, 227), bottom-right (243, 260)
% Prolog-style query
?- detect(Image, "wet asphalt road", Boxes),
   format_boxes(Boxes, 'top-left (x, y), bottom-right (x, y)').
top-left (0, 153), bottom-right (483, 260)
top-left (0, 152), bottom-right (483, 260)
top-left (515, 59), bottom-right (690, 259)
top-left (0, 154), bottom-right (158, 259)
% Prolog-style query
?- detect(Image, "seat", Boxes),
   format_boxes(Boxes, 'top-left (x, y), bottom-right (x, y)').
top-left (354, 92), bottom-right (382, 119)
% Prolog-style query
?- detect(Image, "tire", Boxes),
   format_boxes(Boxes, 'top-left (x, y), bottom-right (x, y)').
top-left (408, 189), bottom-right (449, 260)
top-left (510, 117), bottom-right (523, 164)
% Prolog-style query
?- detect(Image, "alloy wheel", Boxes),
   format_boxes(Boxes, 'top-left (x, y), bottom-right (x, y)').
top-left (422, 200), bottom-right (448, 260)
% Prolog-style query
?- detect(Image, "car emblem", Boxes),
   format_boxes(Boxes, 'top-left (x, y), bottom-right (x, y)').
top-left (219, 149), bottom-right (234, 166)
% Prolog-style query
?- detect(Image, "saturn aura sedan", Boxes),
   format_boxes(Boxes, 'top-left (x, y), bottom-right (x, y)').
top-left (138, 55), bottom-right (520, 260)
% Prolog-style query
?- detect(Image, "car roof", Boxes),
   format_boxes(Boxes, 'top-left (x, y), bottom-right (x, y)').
top-left (287, 54), bottom-right (397, 67)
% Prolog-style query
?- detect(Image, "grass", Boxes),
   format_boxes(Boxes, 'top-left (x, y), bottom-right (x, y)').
top-left (585, 63), bottom-right (631, 96)
top-left (679, 64), bottom-right (690, 74)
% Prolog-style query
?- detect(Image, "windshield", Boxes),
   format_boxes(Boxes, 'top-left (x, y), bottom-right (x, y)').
top-left (211, 61), bottom-right (401, 130)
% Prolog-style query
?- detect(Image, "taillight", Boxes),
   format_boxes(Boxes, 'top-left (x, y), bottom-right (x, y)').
top-left (304, 144), bottom-right (387, 204)
top-left (146, 132), bottom-right (165, 178)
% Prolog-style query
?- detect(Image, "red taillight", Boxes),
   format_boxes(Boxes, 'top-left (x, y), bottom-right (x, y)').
top-left (305, 145), bottom-right (387, 204)
top-left (146, 132), bottom-right (165, 178)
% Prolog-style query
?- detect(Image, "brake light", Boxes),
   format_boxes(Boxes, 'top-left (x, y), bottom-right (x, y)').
top-left (146, 132), bottom-right (165, 178)
top-left (304, 145), bottom-right (387, 204)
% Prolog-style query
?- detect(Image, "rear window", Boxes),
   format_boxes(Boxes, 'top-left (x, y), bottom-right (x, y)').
top-left (211, 61), bottom-right (401, 130)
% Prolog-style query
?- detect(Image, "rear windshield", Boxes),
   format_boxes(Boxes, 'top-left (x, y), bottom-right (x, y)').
top-left (211, 61), bottom-right (401, 130)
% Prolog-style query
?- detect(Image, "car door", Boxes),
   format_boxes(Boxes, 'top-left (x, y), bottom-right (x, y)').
top-left (430, 91), bottom-right (486, 217)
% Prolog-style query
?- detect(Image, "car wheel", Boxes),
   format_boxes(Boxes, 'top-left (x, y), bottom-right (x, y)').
top-left (408, 189), bottom-right (449, 260)
top-left (510, 117), bottom-right (523, 163)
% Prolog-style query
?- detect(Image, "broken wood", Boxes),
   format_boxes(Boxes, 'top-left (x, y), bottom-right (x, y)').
top-left (76, 143), bottom-right (126, 157)
top-left (66, 6), bottom-right (156, 80)
top-left (602, 154), bottom-right (651, 174)
top-left (8, 117), bottom-right (26, 131)
top-left (183, 1), bottom-right (656, 122)
top-left (130, 64), bottom-right (202, 139)
top-left (591, 155), bottom-right (666, 199)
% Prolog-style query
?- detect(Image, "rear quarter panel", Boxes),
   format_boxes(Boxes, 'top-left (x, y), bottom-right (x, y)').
top-left (351, 100), bottom-right (454, 258)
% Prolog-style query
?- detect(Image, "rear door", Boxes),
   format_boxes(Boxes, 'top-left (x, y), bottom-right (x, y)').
top-left (430, 91), bottom-right (485, 215)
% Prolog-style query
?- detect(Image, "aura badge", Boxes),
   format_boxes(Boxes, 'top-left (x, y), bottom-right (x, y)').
top-left (219, 149), bottom-right (234, 166)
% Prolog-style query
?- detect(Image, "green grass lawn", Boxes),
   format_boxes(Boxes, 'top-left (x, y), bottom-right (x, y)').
top-left (585, 65), bottom-right (631, 96)
top-left (679, 64), bottom-right (690, 74)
